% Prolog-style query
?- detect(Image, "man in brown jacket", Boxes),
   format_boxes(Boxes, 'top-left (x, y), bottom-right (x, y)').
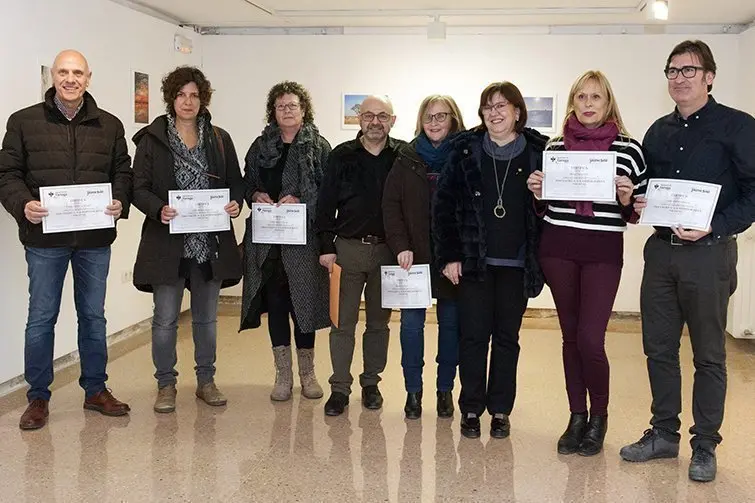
top-left (0, 50), bottom-right (133, 430)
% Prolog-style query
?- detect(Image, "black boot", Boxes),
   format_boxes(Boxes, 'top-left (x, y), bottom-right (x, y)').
top-left (436, 391), bottom-right (454, 418)
top-left (404, 391), bottom-right (422, 420)
top-left (578, 415), bottom-right (608, 457)
top-left (557, 412), bottom-right (588, 455)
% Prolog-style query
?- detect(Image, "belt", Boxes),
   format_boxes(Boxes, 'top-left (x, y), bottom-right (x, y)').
top-left (359, 235), bottom-right (384, 245)
top-left (653, 231), bottom-right (735, 247)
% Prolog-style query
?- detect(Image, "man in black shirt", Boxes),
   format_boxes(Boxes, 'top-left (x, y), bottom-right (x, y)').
top-left (620, 40), bottom-right (755, 483)
top-left (316, 95), bottom-right (407, 416)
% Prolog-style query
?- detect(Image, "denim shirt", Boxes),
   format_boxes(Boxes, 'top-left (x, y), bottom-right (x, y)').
top-left (642, 96), bottom-right (755, 237)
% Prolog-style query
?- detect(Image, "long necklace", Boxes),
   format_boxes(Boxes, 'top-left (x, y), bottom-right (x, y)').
top-left (492, 154), bottom-right (513, 219)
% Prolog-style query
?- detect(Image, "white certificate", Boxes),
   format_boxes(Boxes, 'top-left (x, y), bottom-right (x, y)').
top-left (251, 203), bottom-right (307, 245)
top-left (39, 183), bottom-right (114, 234)
top-left (542, 151), bottom-right (617, 202)
top-left (169, 189), bottom-right (230, 234)
top-left (381, 264), bottom-right (432, 309)
top-left (639, 178), bottom-right (721, 231)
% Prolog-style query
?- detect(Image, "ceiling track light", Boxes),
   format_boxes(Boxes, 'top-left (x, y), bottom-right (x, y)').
top-left (642, 0), bottom-right (669, 21)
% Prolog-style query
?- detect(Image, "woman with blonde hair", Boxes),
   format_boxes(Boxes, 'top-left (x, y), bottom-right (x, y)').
top-left (527, 70), bottom-right (647, 455)
top-left (382, 95), bottom-right (465, 419)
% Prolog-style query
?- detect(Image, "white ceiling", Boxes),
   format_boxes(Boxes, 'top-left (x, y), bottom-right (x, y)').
top-left (118, 0), bottom-right (755, 30)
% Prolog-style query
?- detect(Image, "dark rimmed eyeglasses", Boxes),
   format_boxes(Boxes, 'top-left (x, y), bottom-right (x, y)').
top-left (664, 66), bottom-right (705, 79)
top-left (360, 112), bottom-right (392, 123)
top-left (275, 102), bottom-right (301, 112)
top-left (480, 101), bottom-right (510, 115)
top-left (422, 112), bottom-right (451, 124)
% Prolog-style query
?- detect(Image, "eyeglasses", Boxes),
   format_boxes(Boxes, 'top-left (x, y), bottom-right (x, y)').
top-left (664, 66), bottom-right (705, 79)
top-left (275, 102), bottom-right (301, 112)
top-left (481, 101), bottom-right (510, 115)
top-left (422, 112), bottom-right (451, 124)
top-left (360, 112), bottom-right (392, 123)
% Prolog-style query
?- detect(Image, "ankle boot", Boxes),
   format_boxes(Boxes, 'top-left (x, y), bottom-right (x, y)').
top-left (404, 391), bottom-right (422, 419)
top-left (270, 345), bottom-right (293, 401)
top-left (578, 414), bottom-right (608, 457)
top-left (296, 347), bottom-right (323, 399)
top-left (557, 412), bottom-right (588, 454)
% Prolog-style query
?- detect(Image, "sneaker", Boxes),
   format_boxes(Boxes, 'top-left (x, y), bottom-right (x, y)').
top-left (619, 429), bottom-right (679, 462)
top-left (196, 382), bottom-right (227, 406)
top-left (154, 385), bottom-right (177, 413)
top-left (689, 446), bottom-right (717, 482)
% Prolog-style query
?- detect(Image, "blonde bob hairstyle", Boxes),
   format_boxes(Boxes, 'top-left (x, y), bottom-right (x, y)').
top-left (414, 95), bottom-right (466, 137)
top-left (561, 70), bottom-right (629, 136)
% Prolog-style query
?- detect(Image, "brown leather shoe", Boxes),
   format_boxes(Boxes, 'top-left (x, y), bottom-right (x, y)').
top-left (83, 389), bottom-right (130, 417)
top-left (19, 399), bottom-right (49, 430)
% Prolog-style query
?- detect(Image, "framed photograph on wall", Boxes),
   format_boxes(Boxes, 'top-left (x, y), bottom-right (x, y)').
top-left (133, 71), bottom-right (150, 125)
top-left (524, 96), bottom-right (557, 133)
top-left (342, 93), bottom-right (369, 130)
top-left (40, 64), bottom-right (52, 101)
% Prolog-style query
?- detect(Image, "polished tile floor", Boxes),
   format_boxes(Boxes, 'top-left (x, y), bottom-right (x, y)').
top-left (1, 311), bottom-right (754, 502)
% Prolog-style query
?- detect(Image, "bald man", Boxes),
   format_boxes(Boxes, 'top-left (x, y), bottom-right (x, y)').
top-left (315, 95), bottom-right (408, 416)
top-left (0, 50), bottom-right (133, 430)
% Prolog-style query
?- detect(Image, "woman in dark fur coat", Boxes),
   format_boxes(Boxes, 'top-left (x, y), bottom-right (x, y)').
top-left (240, 82), bottom-right (331, 402)
top-left (432, 81), bottom-right (547, 440)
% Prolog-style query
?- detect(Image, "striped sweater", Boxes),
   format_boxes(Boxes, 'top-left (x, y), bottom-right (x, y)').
top-left (542, 135), bottom-right (647, 232)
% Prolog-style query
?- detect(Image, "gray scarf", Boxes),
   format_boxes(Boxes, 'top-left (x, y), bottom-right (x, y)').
top-left (167, 114), bottom-right (211, 263)
top-left (483, 132), bottom-right (527, 161)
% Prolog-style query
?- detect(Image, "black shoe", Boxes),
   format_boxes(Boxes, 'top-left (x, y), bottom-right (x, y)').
top-left (460, 414), bottom-right (481, 439)
top-left (620, 429), bottom-right (680, 462)
top-left (436, 391), bottom-right (454, 418)
top-left (578, 415), bottom-right (608, 456)
top-left (404, 391), bottom-right (422, 419)
top-left (689, 446), bottom-right (717, 482)
top-left (558, 412), bottom-right (588, 454)
top-left (324, 392), bottom-right (349, 416)
top-left (362, 385), bottom-right (383, 410)
top-left (490, 414), bottom-right (511, 439)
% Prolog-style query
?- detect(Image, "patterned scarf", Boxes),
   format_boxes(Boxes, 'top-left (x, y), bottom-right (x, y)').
top-left (563, 114), bottom-right (620, 217)
top-left (167, 114), bottom-right (211, 263)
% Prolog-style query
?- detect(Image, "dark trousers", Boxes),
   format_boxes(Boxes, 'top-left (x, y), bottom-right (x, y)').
top-left (641, 235), bottom-right (737, 449)
top-left (457, 266), bottom-right (527, 416)
top-left (265, 258), bottom-right (314, 349)
top-left (540, 258), bottom-right (622, 416)
top-left (328, 239), bottom-right (394, 395)
top-left (399, 299), bottom-right (460, 393)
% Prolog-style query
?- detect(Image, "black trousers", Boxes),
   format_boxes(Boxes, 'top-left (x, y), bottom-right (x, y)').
top-left (265, 257), bottom-right (315, 349)
top-left (640, 235), bottom-right (737, 449)
top-left (458, 266), bottom-right (527, 416)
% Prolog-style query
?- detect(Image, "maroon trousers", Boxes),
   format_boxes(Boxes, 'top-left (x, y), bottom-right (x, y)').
top-left (539, 223), bottom-right (623, 416)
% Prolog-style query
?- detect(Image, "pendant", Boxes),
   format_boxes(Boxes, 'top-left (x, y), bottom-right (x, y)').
top-left (494, 204), bottom-right (506, 219)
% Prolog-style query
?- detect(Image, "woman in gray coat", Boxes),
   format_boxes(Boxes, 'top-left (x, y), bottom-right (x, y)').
top-left (240, 81), bottom-right (331, 401)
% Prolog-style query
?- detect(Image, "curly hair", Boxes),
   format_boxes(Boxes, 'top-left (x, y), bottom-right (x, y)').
top-left (161, 66), bottom-right (213, 116)
top-left (265, 81), bottom-right (315, 124)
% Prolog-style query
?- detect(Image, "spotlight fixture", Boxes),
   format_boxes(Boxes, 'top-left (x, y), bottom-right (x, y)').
top-left (427, 15), bottom-right (446, 40)
top-left (644, 0), bottom-right (669, 21)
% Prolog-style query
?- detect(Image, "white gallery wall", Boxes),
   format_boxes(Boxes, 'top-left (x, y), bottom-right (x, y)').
top-left (202, 33), bottom-right (742, 311)
top-left (0, 0), bottom-right (202, 384)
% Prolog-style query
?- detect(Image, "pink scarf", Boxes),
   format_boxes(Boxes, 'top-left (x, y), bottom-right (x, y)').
top-left (563, 114), bottom-right (619, 217)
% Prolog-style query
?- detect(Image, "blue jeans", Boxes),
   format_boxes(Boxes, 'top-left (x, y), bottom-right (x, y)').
top-left (399, 299), bottom-right (460, 393)
top-left (24, 246), bottom-right (111, 401)
top-left (151, 264), bottom-right (222, 388)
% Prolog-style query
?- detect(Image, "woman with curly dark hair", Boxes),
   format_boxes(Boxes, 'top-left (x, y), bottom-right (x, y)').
top-left (132, 66), bottom-right (244, 413)
top-left (240, 81), bottom-right (331, 401)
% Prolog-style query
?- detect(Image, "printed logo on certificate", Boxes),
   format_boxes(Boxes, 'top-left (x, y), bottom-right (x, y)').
top-left (169, 189), bottom-right (231, 234)
top-left (639, 178), bottom-right (721, 231)
top-left (381, 264), bottom-right (432, 309)
top-left (251, 203), bottom-right (307, 245)
top-left (39, 183), bottom-right (115, 234)
top-left (542, 151), bottom-right (617, 203)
